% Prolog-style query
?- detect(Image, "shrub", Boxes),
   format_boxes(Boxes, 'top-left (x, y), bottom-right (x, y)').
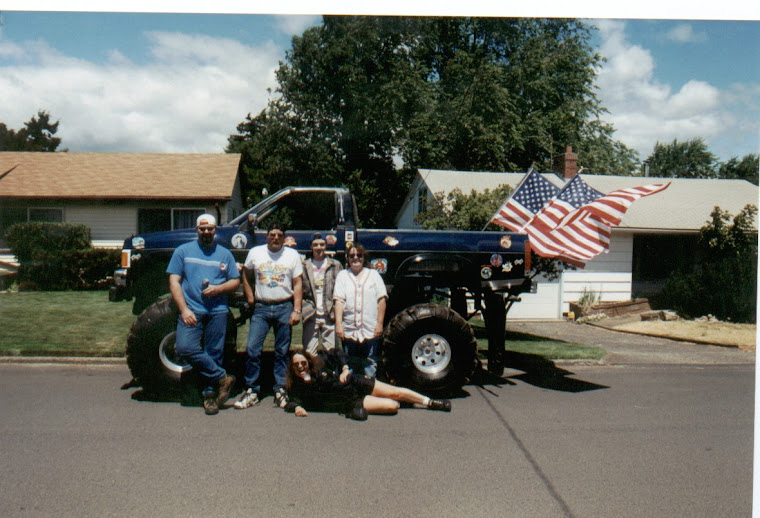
top-left (659, 204), bottom-right (757, 323)
top-left (6, 222), bottom-right (91, 262)
top-left (17, 249), bottom-right (121, 290)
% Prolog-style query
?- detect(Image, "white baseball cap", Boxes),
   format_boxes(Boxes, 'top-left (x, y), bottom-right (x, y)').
top-left (196, 214), bottom-right (217, 227)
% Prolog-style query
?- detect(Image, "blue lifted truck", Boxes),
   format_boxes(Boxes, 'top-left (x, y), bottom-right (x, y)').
top-left (110, 187), bottom-right (534, 395)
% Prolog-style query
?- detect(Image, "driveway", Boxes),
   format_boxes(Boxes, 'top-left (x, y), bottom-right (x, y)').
top-left (508, 320), bottom-right (756, 365)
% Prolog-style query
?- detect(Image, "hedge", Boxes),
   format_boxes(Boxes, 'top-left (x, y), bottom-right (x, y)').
top-left (7, 222), bottom-right (120, 290)
top-left (6, 222), bottom-right (91, 262)
top-left (17, 249), bottom-right (121, 291)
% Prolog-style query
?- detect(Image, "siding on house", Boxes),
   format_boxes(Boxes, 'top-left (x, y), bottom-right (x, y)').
top-left (66, 204), bottom-right (136, 243)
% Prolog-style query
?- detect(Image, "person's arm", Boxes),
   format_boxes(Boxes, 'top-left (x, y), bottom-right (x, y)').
top-left (169, 274), bottom-right (196, 327)
top-left (290, 274), bottom-right (303, 326)
top-left (202, 277), bottom-right (240, 298)
top-left (242, 266), bottom-right (255, 305)
top-left (374, 296), bottom-right (387, 339)
top-left (334, 299), bottom-right (345, 340)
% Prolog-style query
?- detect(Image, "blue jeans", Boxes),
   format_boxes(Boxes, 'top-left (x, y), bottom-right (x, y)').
top-left (342, 337), bottom-right (380, 378)
top-left (175, 312), bottom-right (228, 396)
top-left (244, 301), bottom-right (293, 393)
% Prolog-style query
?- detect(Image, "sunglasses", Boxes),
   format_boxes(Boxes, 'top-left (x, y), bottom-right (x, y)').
top-left (349, 253), bottom-right (363, 258)
top-left (293, 360), bottom-right (308, 367)
top-left (197, 227), bottom-right (215, 233)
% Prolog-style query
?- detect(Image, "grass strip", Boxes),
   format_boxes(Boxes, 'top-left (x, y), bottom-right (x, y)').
top-left (0, 291), bottom-right (603, 360)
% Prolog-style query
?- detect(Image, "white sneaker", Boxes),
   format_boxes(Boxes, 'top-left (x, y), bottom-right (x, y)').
top-left (274, 388), bottom-right (289, 409)
top-left (233, 388), bottom-right (259, 409)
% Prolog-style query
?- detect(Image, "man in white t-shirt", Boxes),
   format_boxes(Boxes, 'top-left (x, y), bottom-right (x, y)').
top-left (235, 222), bottom-right (303, 410)
top-left (301, 233), bottom-right (342, 354)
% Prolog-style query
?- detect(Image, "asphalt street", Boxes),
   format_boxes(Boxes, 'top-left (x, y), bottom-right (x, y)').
top-left (0, 331), bottom-right (754, 518)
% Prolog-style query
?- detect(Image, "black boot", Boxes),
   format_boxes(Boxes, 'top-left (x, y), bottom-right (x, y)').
top-left (427, 399), bottom-right (451, 412)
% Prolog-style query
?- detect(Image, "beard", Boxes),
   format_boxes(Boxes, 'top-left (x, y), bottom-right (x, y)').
top-left (200, 234), bottom-right (215, 247)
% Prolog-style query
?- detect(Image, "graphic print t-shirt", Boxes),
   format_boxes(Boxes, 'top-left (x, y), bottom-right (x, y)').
top-left (244, 244), bottom-right (303, 303)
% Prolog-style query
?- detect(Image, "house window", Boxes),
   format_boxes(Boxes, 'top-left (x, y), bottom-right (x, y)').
top-left (0, 207), bottom-right (63, 248)
top-left (137, 207), bottom-right (206, 234)
top-left (418, 187), bottom-right (428, 214)
top-left (172, 208), bottom-right (206, 230)
top-left (28, 207), bottom-right (63, 223)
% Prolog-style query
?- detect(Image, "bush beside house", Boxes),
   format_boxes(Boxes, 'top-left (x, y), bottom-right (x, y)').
top-left (6, 222), bottom-right (120, 290)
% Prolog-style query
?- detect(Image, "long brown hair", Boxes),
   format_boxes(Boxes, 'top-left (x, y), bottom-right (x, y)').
top-left (286, 348), bottom-right (320, 390)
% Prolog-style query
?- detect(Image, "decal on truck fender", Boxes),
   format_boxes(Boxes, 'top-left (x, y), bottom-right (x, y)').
top-left (490, 254), bottom-right (503, 268)
top-left (326, 234), bottom-right (337, 246)
top-left (383, 236), bottom-right (399, 247)
top-left (480, 266), bottom-right (492, 279)
top-left (371, 258), bottom-right (388, 275)
top-left (502, 262), bottom-right (513, 273)
top-left (132, 237), bottom-right (145, 249)
top-left (284, 236), bottom-right (297, 247)
top-left (500, 236), bottom-right (512, 249)
top-left (345, 230), bottom-right (355, 243)
top-left (231, 233), bottom-right (248, 249)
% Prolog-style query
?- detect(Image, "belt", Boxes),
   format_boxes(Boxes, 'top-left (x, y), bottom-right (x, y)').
top-left (256, 299), bottom-right (293, 306)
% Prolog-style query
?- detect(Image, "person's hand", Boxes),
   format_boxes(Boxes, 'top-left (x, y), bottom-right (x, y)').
top-left (373, 322), bottom-right (384, 339)
top-left (295, 406), bottom-right (308, 417)
top-left (335, 322), bottom-right (345, 341)
top-left (180, 308), bottom-right (197, 327)
top-left (339, 367), bottom-right (350, 384)
top-left (289, 311), bottom-right (302, 326)
top-left (202, 284), bottom-right (221, 298)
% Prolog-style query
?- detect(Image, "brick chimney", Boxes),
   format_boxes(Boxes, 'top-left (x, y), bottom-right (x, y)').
top-left (553, 146), bottom-right (578, 180)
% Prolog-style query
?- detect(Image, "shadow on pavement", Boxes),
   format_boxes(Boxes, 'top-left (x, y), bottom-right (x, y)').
top-left (471, 351), bottom-right (609, 394)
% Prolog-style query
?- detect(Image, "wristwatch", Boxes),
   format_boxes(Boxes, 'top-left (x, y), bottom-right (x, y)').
top-left (293, 309), bottom-right (302, 314)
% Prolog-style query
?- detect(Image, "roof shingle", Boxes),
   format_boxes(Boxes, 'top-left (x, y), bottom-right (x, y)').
top-left (0, 152), bottom-right (241, 200)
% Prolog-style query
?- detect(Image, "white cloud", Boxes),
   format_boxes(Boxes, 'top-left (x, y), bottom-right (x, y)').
top-left (274, 15), bottom-right (321, 35)
top-left (0, 31), bottom-right (282, 152)
top-left (666, 23), bottom-right (705, 43)
top-left (594, 19), bottom-right (742, 160)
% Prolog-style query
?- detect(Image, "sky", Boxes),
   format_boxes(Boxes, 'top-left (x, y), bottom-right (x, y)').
top-left (0, 5), bottom-right (758, 166)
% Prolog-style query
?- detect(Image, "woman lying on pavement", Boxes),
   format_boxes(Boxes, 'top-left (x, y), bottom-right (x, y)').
top-left (285, 348), bottom-right (451, 421)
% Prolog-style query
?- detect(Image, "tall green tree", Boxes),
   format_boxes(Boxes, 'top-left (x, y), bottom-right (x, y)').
top-left (645, 138), bottom-right (717, 178)
top-left (0, 110), bottom-right (63, 152)
top-left (718, 153), bottom-right (758, 185)
top-left (228, 16), bottom-right (637, 225)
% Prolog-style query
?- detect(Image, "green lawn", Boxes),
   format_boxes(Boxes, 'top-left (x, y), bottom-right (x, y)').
top-left (0, 291), bottom-right (603, 360)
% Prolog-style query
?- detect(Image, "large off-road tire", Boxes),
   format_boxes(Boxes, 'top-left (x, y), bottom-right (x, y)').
top-left (382, 303), bottom-right (477, 394)
top-left (126, 296), bottom-right (237, 396)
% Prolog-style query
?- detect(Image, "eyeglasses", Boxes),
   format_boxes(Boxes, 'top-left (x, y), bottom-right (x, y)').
top-left (293, 360), bottom-right (308, 367)
top-left (197, 227), bottom-right (215, 233)
top-left (349, 253), bottom-right (363, 258)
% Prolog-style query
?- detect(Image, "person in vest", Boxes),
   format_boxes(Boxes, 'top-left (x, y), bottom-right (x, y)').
top-left (301, 233), bottom-right (343, 355)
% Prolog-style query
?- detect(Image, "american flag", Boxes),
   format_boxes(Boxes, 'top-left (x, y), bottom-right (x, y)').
top-left (489, 168), bottom-right (560, 231)
top-left (557, 183), bottom-right (671, 228)
top-left (523, 175), bottom-right (609, 266)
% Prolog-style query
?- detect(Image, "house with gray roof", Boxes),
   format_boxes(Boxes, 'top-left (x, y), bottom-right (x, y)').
top-left (395, 149), bottom-right (758, 320)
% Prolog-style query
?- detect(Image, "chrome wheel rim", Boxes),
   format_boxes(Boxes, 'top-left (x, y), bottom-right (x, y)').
top-left (158, 331), bottom-right (192, 380)
top-left (411, 333), bottom-right (451, 374)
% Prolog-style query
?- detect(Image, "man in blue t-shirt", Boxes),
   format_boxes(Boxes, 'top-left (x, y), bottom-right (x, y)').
top-left (167, 213), bottom-right (240, 415)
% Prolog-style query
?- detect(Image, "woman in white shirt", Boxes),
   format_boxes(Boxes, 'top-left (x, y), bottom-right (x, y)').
top-left (333, 243), bottom-right (387, 377)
